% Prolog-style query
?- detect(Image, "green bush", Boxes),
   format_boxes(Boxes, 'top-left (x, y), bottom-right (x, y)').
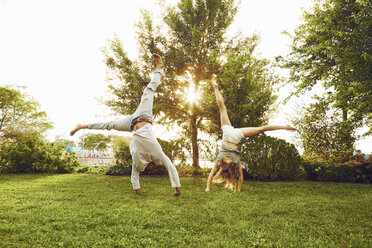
top-left (105, 163), bottom-right (132, 176)
top-left (177, 164), bottom-right (210, 177)
top-left (240, 134), bottom-right (305, 181)
top-left (157, 138), bottom-right (187, 164)
top-left (142, 165), bottom-right (168, 175)
top-left (106, 145), bottom-right (132, 176)
top-left (75, 165), bottom-right (107, 174)
top-left (303, 153), bottom-right (372, 183)
top-left (0, 137), bottom-right (80, 173)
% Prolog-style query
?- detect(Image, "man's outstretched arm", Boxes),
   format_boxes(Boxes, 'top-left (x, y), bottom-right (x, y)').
top-left (131, 163), bottom-right (142, 195)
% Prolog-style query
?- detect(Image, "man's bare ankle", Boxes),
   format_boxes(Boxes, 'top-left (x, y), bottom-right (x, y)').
top-left (172, 191), bottom-right (181, 196)
top-left (172, 187), bottom-right (181, 196)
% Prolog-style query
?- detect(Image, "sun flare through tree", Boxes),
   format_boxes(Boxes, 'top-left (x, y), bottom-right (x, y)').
top-left (102, 0), bottom-right (278, 168)
top-left (177, 71), bottom-right (201, 104)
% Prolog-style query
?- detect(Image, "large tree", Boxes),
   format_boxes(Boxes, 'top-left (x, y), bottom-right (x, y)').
top-left (79, 133), bottom-right (112, 151)
top-left (293, 97), bottom-right (356, 158)
top-left (102, 0), bottom-right (278, 167)
top-left (0, 86), bottom-right (52, 135)
top-left (279, 0), bottom-right (372, 148)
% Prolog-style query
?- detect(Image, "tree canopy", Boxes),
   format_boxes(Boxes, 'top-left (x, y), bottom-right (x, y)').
top-left (0, 86), bottom-right (52, 136)
top-left (102, 0), bottom-right (279, 167)
top-left (279, 0), bottom-right (372, 134)
top-left (79, 133), bottom-right (112, 151)
top-left (293, 97), bottom-right (356, 158)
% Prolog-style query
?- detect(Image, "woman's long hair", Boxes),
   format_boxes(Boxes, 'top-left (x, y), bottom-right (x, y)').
top-left (212, 160), bottom-right (237, 191)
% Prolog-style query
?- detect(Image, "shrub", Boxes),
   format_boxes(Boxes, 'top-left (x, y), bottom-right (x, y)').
top-left (0, 137), bottom-right (80, 173)
top-left (157, 138), bottom-right (187, 164)
top-left (303, 152), bottom-right (372, 183)
top-left (142, 165), bottom-right (168, 175)
top-left (105, 163), bottom-right (131, 176)
top-left (0, 143), bottom-right (14, 173)
top-left (75, 165), bottom-right (107, 174)
top-left (56, 150), bottom-right (80, 173)
top-left (106, 145), bottom-right (132, 176)
top-left (177, 164), bottom-right (210, 177)
top-left (240, 134), bottom-right (305, 181)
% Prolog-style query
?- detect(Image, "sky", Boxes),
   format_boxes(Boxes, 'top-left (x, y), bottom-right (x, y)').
top-left (1, 0), bottom-right (371, 154)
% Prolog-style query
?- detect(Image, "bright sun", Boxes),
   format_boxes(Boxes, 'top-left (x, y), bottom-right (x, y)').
top-left (176, 71), bottom-right (201, 104)
top-left (185, 84), bottom-right (200, 103)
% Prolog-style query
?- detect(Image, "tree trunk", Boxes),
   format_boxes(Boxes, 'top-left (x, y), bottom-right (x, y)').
top-left (341, 107), bottom-right (354, 153)
top-left (0, 114), bottom-right (6, 130)
top-left (342, 108), bottom-right (348, 122)
top-left (191, 114), bottom-right (200, 168)
top-left (191, 74), bottom-right (201, 169)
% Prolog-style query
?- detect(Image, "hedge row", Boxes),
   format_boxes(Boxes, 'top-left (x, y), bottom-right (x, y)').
top-left (0, 137), bottom-right (80, 173)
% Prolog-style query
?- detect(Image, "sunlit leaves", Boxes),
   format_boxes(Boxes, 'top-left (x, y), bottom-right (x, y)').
top-left (280, 0), bottom-right (372, 135)
top-left (0, 86), bottom-right (53, 135)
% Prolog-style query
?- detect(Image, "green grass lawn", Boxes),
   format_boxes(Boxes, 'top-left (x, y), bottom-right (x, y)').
top-left (0, 174), bottom-right (371, 247)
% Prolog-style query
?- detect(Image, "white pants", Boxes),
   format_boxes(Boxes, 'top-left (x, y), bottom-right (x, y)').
top-left (88, 70), bottom-right (162, 132)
